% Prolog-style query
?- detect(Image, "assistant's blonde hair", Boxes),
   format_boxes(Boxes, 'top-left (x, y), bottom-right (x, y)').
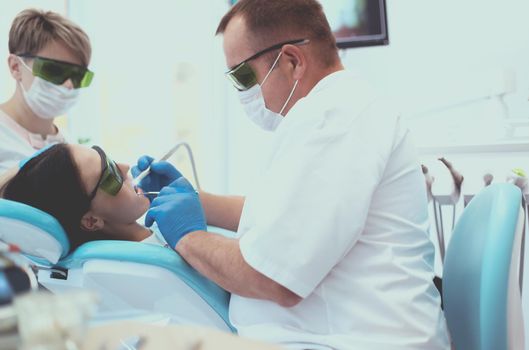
top-left (8, 9), bottom-right (91, 66)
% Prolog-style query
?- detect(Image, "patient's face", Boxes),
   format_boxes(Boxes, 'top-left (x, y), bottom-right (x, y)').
top-left (69, 144), bottom-right (150, 225)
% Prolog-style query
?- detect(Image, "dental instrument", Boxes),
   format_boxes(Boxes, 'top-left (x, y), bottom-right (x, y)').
top-left (132, 142), bottom-right (201, 190)
top-left (136, 192), bottom-right (160, 197)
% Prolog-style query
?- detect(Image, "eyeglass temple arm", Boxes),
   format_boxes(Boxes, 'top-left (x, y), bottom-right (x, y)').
top-left (235, 38), bottom-right (310, 68)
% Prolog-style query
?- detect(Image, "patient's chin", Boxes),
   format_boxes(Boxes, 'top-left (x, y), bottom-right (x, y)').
top-left (117, 194), bottom-right (150, 224)
top-left (134, 196), bottom-right (150, 218)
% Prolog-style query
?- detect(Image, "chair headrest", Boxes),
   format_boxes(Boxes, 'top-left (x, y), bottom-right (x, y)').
top-left (0, 199), bottom-right (70, 265)
top-left (443, 183), bottom-right (523, 349)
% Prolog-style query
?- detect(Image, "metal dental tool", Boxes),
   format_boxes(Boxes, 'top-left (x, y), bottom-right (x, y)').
top-left (136, 192), bottom-right (160, 197)
top-left (132, 142), bottom-right (201, 190)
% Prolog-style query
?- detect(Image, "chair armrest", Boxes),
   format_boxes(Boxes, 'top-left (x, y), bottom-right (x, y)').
top-left (58, 240), bottom-right (233, 331)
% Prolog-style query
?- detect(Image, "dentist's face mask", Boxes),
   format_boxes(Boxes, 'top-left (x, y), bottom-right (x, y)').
top-left (226, 39), bottom-right (309, 131)
top-left (17, 56), bottom-right (89, 120)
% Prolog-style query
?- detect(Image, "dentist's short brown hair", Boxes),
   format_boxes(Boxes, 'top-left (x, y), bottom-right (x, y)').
top-left (216, 0), bottom-right (339, 68)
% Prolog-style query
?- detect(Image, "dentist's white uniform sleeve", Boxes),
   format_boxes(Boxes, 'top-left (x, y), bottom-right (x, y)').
top-left (238, 112), bottom-right (391, 298)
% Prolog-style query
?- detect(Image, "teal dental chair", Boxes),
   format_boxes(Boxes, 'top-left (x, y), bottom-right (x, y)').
top-left (443, 183), bottom-right (525, 350)
top-left (0, 198), bottom-right (235, 332)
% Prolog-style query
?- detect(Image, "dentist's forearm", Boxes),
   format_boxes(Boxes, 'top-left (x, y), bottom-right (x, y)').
top-left (176, 231), bottom-right (302, 307)
top-left (198, 192), bottom-right (244, 232)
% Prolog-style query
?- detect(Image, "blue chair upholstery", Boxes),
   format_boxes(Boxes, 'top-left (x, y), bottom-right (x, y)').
top-left (59, 240), bottom-right (233, 329)
top-left (443, 183), bottom-right (525, 350)
top-left (0, 199), bottom-right (69, 264)
top-left (0, 198), bottom-right (235, 332)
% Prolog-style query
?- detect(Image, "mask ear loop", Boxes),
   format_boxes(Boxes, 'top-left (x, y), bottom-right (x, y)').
top-left (259, 49), bottom-right (299, 115)
top-left (260, 51), bottom-right (283, 87)
top-left (17, 56), bottom-right (33, 73)
top-left (279, 80), bottom-right (299, 116)
top-left (17, 57), bottom-right (33, 93)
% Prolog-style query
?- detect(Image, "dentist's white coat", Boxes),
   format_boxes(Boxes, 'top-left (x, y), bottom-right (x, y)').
top-left (230, 71), bottom-right (450, 350)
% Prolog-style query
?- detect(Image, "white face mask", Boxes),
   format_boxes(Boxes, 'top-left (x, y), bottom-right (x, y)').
top-left (238, 52), bottom-right (299, 131)
top-left (18, 58), bottom-right (80, 120)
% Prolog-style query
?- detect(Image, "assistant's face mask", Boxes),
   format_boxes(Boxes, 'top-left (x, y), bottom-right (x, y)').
top-left (238, 52), bottom-right (299, 132)
top-left (18, 57), bottom-right (80, 120)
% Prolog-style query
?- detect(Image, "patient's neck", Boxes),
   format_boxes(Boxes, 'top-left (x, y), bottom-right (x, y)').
top-left (102, 221), bottom-right (152, 242)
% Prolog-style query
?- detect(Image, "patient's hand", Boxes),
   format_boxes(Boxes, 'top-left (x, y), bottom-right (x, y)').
top-left (132, 155), bottom-right (182, 193)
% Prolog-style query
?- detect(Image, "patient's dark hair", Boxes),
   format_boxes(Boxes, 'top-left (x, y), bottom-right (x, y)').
top-left (1, 143), bottom-right (111, 252)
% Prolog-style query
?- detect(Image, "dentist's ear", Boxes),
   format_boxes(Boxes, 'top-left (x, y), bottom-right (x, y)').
top-left (80, 212), bottom-right (105, 232)
top-left (281, 44), bottom-right (307, 81)
top-left (7, 54), bottom-right (23, 81)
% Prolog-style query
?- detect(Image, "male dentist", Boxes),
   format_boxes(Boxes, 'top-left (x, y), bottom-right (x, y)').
top-left (133, 1), bottom-right (449, 349)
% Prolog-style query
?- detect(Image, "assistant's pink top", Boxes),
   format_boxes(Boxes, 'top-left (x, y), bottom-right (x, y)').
top-left (0, 109), bottom-right (68, 173)
top-left (0, 110), bottom-right (65, 150)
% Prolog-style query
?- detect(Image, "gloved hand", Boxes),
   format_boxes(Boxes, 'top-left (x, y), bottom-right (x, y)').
top-left (145, 177), bottom-right (206, 248)
top-left (131, 155), bottom-right (182, 193)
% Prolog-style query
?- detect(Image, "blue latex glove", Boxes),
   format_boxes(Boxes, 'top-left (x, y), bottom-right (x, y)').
top-left (145, 177), bottom-right (206, 248)
top-left (131, 155), bottom-right (182, 193)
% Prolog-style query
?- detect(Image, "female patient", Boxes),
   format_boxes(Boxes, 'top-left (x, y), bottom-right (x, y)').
top-left (0, 143), bottom-right (164, 252)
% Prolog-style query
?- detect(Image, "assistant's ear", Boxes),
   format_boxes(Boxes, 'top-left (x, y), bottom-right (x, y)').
top-left (7, 54), bottom-right (23, 81)
top-left (80, 212), bottom-right (105, 232)
top-left (281, 45), bottom-right (306, 81)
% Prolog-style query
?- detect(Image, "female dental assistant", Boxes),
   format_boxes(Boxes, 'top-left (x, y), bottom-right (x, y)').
top-left (134, 0), bottom-right (449, 349)
top-left (0, 9), bottom-right (93, 174)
